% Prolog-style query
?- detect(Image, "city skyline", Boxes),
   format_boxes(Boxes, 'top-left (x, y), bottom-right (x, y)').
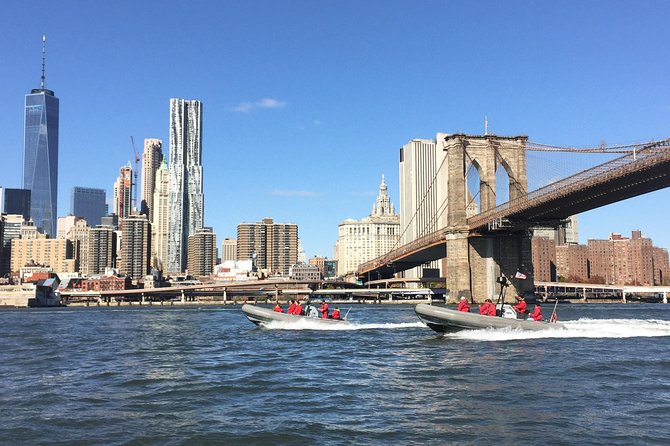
top-left (2, 2), bottom-right (670, 258)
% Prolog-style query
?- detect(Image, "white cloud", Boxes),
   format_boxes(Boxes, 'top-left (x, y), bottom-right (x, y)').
top-left (271, 189), bottom-right (320, 197)
top-left (232, 97), bottom-right (286, 113)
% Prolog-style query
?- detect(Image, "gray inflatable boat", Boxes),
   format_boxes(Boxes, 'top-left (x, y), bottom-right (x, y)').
top-left (415, 303), bottom-right (565, 334)
top-left (241, 303), bottom-right (350, 327)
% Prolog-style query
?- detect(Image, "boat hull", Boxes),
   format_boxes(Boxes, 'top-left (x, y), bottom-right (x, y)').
top-left (241, 304), bottom-right (349, 327)
top-left (415, 303), bottom-right (565, 333)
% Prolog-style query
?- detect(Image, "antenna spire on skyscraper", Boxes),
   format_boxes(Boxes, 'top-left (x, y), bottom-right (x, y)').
top-left (41, 34), bottom-right (46, 89)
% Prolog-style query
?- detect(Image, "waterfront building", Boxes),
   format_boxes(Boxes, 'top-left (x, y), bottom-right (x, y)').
top-left (87, 225), bottom-right (117, 275)
top-left (308, 255), bottom-right (326, 278)
top-left (289, 262), bottom-right (321, 281)
top-left (23, 36), bottom-right (59, 238)
top-left (221, 238), bottom-right (237, 262)
top-left (151, 160), bottom-right (169, 271)
top-left (336, 176), bottom-right (400, 277)
top-left (167, 99), bottom-right (204, 274)
top-left (324, 259), bottom-right (338, 279)
top-left (187, 227), bottom-right (217, 277)
top-left (0, 214), bottom-right (24, 276)
top-left (113, 163), bottom-right (133, 220)
top-left (140, 138), bottom-right (163, 218)
top-left (10, 233), bottom-right (75, 274)
top-left (398, 138), bottom-right (448, 278)
top-left (652, 247), bottom-right (670, 286)
top-left (531, 236), bottom-right (556, 282)
top-left (556, 244), bottom-right (589, 282)
top-left (57, 215), bottom-right (80, 239)
top-left (533, 215), bottom-right (579, 245)
top-left (119, 214), bottom-right (150, 281)
top-left (71, 187), bottom-right (106, 227)
top-left (65, 218), bottom-right (89, 274)
top-left (237, 217), bottom-right (298, 276)
top-left (1, 188), bottom-right (31, 221)
top-left (588, 231), bottom-right (657, 286)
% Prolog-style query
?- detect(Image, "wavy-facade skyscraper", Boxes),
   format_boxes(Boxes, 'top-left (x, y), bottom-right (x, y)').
top-left (23, 35), bottom-right (59, 237)
top-left (166, 99), bottom-right (203, 274)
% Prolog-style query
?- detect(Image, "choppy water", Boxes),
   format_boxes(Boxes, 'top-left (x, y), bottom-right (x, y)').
top-left (1, 304), bottom-right (670, 445)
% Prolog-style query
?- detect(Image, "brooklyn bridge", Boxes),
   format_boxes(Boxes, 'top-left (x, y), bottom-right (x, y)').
top-left (357, 134), bottom-right (670, 301)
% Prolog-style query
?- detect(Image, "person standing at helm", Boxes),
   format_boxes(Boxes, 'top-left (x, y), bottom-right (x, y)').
top-left (457, 296), bottom-right (470, 312)
top-left (319, 301), bottom-right (329, 319)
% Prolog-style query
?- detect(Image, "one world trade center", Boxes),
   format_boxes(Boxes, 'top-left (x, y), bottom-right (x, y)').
top-left (23, 35), bottom-right (59, 237)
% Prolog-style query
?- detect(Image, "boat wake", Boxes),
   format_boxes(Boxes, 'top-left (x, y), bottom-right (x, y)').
top-left (261, 320), bottom-right (425, 331)
top-left (442, 318), bottom-right (670, 341)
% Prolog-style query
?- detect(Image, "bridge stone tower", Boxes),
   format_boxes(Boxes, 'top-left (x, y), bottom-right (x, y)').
top-left (443, 134), bottom-right (533, 302)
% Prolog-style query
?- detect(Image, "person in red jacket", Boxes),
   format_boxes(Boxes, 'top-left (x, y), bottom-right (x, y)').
top-left (319, 301), bottom-right (329, 319)
top-left (529, 305), bottom-right (543, 321)
top-left (457, 296), bottom-right (470, 312)
top-left (294, 301), bottom-right (303, 316)
top-left (514, 296), bottom-right (528, 315)
top-left (273, 303), bottom-right (283, 313)
top-left (487, 299), bottom-right (497, 316)
top-left (287, 299), bottom-right (297, 314)
top-left (331, 306), bottom-right (341, 320)
top-left (479, 300), bottom-right (491, 315)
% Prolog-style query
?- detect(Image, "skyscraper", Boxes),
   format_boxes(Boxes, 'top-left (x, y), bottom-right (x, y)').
top-left (140, 138), bottom-right (163, 218)
top-left (113, 163), bottom-right (133, 220)
top-left (71, 187), bottom-right (106, 227)
top-left (120, 214), bottom-right (150, 281)
top-left (187, 227), bottom-right (217, 277)
top-left (151, 160), bottom-right (169, 271)
top-left (1, 188), bottom-right (31, 221)
top-left (23, 35), bottom-right (59, 237)
top-left (237, 218), bottom-right (298, 276)
top-left (167, 99), bottom-right (203, 274)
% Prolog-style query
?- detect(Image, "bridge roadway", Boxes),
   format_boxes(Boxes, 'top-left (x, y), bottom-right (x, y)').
top-left (59, 278), bottom-right (437, 303)
top-left (358, 139), bottom-right (670, 278)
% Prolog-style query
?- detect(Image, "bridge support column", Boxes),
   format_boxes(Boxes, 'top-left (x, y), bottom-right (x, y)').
top-left (446, 230), bottom-right (534, 304)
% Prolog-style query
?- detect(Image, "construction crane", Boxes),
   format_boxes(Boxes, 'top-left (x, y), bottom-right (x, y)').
top-left (130, 136), bottom-right (140, 213)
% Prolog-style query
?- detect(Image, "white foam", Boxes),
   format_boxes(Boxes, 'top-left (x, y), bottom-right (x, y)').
top-left (261, 319), bottom-right (425, 331)
top-left (443, 318), bottom-right (670, 341)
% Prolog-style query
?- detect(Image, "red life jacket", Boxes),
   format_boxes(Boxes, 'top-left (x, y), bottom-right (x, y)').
top-left (320, 303), bottom-right (329, 319)
top-left (530, 306), bottom-right (542, 321)
top-left (514, 300), bottom-right (527, 313)
top-left (287, 303), bottom-right (296, 314)
top-left (294, 304), bottom-right (302, 315)
top-left (487, 304), bottom-right (497, 316)
top-left (479, 302), bottom-right (490, 315)
top-left (457, 301), bottom-right (470, 312)
top-left (332, 309), bottom-right (341, 320)
top-left (273, 306), bottom-right (282, 313)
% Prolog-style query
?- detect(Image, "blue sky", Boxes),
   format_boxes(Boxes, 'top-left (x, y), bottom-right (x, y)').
top-left (1, 0), bottom-right (670, 258)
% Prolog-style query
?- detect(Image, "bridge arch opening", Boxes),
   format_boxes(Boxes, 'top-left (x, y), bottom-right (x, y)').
top-left (465, 160), bottom-right (482, 216)
top-left (495, 161), bottom-right (511, 206)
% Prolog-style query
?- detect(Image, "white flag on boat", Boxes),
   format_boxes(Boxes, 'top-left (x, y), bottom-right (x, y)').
top-left (514, 271), bottom-right (527, 279)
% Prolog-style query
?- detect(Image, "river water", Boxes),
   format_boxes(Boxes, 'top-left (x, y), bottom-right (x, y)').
top-left (1, 303), bottom-right (670, 445)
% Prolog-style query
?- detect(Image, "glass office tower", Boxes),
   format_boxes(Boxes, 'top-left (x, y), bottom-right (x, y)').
top-left (71, 187), bottom-right (106, 227)
top-left (23, 37), bottom-right (59, 237)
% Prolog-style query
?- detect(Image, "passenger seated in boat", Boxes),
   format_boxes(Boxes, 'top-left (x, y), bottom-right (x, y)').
top-left (514, 296), bottom-right (528, 318)
top-left (294, 301), bottom-right (303, 316)
top-left (457, 296), bottom-right (471, 312)
top-left (319, 301), bottom-right (329, 319)
top-left (529, 305), bottom-right (543, 321)
top-left (287, 299), bottom-right (297, 314)
top-left (273, 303), bottom-right (283, 313)
top-left (331, 306), bottom-right (341, 320)
top-left (479, 299), bottom-right (496, 316)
